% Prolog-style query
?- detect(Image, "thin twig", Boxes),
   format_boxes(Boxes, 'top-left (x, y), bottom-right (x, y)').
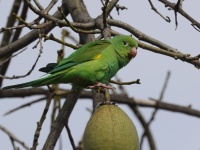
top-left (140, 71), bottom-right (171, 149)
top-left (191, 24), bottom-right (200, 32)
top-left (0, 24), bottom-right (26, 33)
top-left (129, 105), bottom-right (157, 150)
top-left (148, 0), bottom-right (170, 22)
top-left (58, 7), bottom-right (100, 34)
top-left (31, 93), bottom-right (54, 150)
top-left (102, 0), bottom-right (109, 28)
top-left (174, 0), bottom-right (183, 29)
top-left (13, 13), bottom-right (52, 29)
top-left (0, 48), bottom-right (27, 65)
top-left (45, 0), bottom-right (58, 13)
top-left (0, 43), bottom-right (43, 79)
top-left (33, 0), bottom-right (44, 11)
top-left (4, 97), bottom-right (46, 116)
top-left (100, 0), bottom-right (119, 18)
top-left (0, 124), bottom-right (30, 150)
top-left (0, 0), bottom-right (58, 34)
top-left (110, 79), bottom-right (141, 85)
top-left (65, 124), bottom-right (76, 150)
top-left (115, 78), bottom-right (156, 150)
top-left (159, 0), bottom-right (200, 30)
top-left (115, 4), bottom-right (127, 15)
top-left (138, 41), bottom-right (200, 68)
top-left (42, 33), bottom-right (80, 49)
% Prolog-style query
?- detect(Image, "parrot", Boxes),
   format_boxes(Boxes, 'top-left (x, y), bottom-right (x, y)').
top-left (2, 35), bottom-right (138, 90)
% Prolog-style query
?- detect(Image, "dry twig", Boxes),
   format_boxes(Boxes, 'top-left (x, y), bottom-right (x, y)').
top-left (0, 124), bottom-right (30, 150)
top-left (148, 0), bottom-right (170, 22)
top-left (110, 79), bottom-right (141, 85)
top-left (0, 44), bottom-right (43, 79)
top-left (31, 93), bottom-right (54, 150)
top-left (4, 97), bottom-right (46, 116)
top-left (140, 71), bottom-right (171, 149)
top-left (65, 124), bottom-right (76, 150)
top-left (42, 33), bottom-right (80, 49)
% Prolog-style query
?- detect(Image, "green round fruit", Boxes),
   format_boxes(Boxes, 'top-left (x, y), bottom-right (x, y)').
top-left (83, 104), bottom-right (139, 150)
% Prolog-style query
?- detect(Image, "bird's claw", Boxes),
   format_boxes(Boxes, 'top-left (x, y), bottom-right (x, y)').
top-left (87, 82), bottom-right (116, 91)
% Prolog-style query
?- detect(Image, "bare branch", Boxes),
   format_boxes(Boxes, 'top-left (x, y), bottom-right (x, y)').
top-left (65, 124), bottom-right (76, 150)
top-left (139, 41), bottom-right (200, 69)
top-left (0, 9), bottom-right (68, 58)
top-left (0, 88), bottom-right (50, 98)
top-left (43, 1), bottom-right (95, 148)
top-left (45, 0), bottom-right (59, 13)
top-left (31, 94), bottom-right (54, 150)
top-left (114, 77), bottom-right (156, 150)
top-left (100, 0), bottom-right (119, 18)
top-left (191, 24), bottom-right (200, 32)
top-left (159, 0), bottom-right (200, 30)
top-left (148, 0), bottom-right (170, 22)
top-left (0, 48), bottom-right (27, 65)
top-left (58, 7), bottom-right (101, 34)
top-left (107, 19), bottom-right (200, 68)
top-left (140, 71), bottom-right (171, 149)
top-left (174, 0), bottom-right (184, 29)
top-left (0, 0), bottom-right (23, 87)
top-left (129, 105), bottom-right (157, 150)
top-left (109, 79), bottom-right (141, 85)
top-left (107, 18), bottom-right (179, 52)
top-left (13, 13), bottom-right (53, 30)
top-left (115, 4), bottom-right (127, 15)
top-left (0, 45), bottom-right (43, 79)
top-left (0, 124), bottom-right (30, 150)
top-left (33, 0), bottom-right (44, 11)
top-left (2, 88), bottom-right (200, 118)
top-left (42, 33), bottom-right (80, 49)
top-left (4, 97), bottom-right (46, 116)
top-left (83, 90), bottom-right (200, 119)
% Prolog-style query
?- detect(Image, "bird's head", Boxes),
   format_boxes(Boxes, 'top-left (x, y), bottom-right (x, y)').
top-left (111, 35), bottom-right (138, 62)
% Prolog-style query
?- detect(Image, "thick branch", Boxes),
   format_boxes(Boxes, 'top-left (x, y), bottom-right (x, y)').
top-left (42, 0), bottom-right (95, 149)
top-left (139, 41), bottom-right (200, 69)
top-left (107, 18), bottom-right (179, 52)
top-left (1, 89), bottom-right (200, 119)
top-left (107, 19), bottom-right (200, 68)
top-left (0, 0), bottom-right (23, 87)
top-left (42, 87), bottom-right (82, 150)
top-left (0, 88), bottom-right (50, 98)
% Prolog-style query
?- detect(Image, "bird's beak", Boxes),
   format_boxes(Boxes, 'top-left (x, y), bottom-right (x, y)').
top-left (128, 47), bottom-right (137, 59)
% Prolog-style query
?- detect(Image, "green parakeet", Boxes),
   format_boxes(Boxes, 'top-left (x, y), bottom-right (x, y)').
top-left (3, 35), bottom-right (138, 90)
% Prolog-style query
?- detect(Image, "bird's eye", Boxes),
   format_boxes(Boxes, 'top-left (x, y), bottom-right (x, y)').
top-left (123, 42), bottom-right (128, 46)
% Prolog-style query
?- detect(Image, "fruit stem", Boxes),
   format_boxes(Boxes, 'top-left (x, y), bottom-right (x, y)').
top-left (104, 89), bottom-right (110, 103)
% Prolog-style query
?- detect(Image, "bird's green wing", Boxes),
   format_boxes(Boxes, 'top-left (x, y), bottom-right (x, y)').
top-left (46, 40), bottom-right (111, 74)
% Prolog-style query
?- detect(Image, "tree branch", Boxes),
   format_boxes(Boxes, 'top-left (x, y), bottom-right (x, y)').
top-left (2, 88), bottom-right (200, 119)
top-left (107, 18), bottom-right (200, 68)
top-left (148, 0), bottom-right (170, 22)
top-left (158, 0), bottom-right (200, 30)
top-left (0, 124), bottom-right (30, 150)
top-left (0, 8), bottom-right (69, 58)
top-left (42, 0), bottom-right (95, 149)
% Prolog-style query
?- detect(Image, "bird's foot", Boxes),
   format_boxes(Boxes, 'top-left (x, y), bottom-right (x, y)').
top-left (87, 82), bottom-right (116, 91)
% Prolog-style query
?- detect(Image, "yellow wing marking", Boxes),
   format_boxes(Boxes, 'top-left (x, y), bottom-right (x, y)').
top-left (94, 54), bottom-right (101, 60)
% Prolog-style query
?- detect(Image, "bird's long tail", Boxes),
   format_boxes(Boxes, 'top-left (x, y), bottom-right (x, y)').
top-left (2, 73), bottom-right (63, 90)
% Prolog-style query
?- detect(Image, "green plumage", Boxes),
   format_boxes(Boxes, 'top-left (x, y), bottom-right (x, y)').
top-left (3, 35), bottom-right (138, 89)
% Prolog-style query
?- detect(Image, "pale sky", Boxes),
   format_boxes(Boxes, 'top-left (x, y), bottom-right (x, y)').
top-left (1, 0), bottom-right (200, 150)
